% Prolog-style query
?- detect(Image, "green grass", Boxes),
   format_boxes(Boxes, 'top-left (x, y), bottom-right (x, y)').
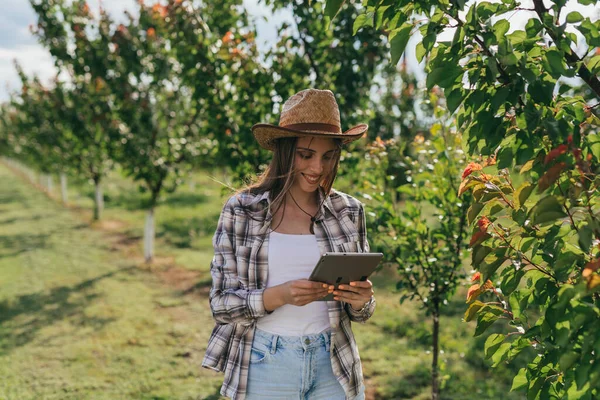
top-left (0, 164), bottom-right (224, 400)
top-left (0, 163), bottom-right (526, 399)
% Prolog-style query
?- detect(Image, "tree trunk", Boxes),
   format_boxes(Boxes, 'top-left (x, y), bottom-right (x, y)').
top-left (60, 173), bottom-right (68, 204)
top-left (144, 207), bottom-right (155, 263)
top-left (432, 309), bottom-right (440, 400)
top-left (93, 179), bottom-right (103, 220)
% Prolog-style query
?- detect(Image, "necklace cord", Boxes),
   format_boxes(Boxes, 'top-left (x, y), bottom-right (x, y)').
top-left (288, 191), bottom-right (322, 234)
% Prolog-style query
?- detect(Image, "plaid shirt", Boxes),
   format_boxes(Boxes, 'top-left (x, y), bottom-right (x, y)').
top-left (201, 186), bottom-right (376, 400)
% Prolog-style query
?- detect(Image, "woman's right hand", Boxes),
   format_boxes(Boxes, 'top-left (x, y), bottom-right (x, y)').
top-left (264, 280), bottom-right (331, 311)
top-left (280, 279), bottom-right (332, 307)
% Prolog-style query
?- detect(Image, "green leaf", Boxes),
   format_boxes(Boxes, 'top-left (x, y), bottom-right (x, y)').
top-left (520, 159), bottom-right (535, 174)
top-left (501, 266), bottom-right (525, 295)
top-left (511, 368), bottom-right (528, 391)
top-left (588, 55), bottom-right (600, 75)
top-left (497, 146), bottom-right (514, 169)
top-left (474, 305), bottom-right (504, 336)
top-left (543, 50), bottom-right (568, 77)
top-left (415, 42), bottom-right (427, 63)
top-left (473, 245), bottom-right (493, 268)
top-left (353, 14), bottom-right (373, 35)
top-left (484, 333), bottom-right (505, 359)
top-left (324, 0), bottom-right (345, 20)
top-left (529, 196), bottom-right (567, 225)
top-left (491, 86), bottom-right (510, 114)
top-left (507, 30), bottom-right (527, 47)
top-left (464, 300), bottom-right (485, 322)
top-left (566, 11), bottom-right (584, 23)
top-left (491, 342), bottom-right (511, 367)
top-left (578, 223), bottom-right (594, 252)
top-left (528, 76), bottom-right (555, 105)
top-left (525, 18), bottom-right (542, 36)
top-left (374, 5), bottom-right (391, 29)
top-left (467, 203), bottom-right (485, 224)
top-left (587, 133), bottom-right (600, 160)
top-left (493, 20), bottom-right (510, 42)
top-left (390, 23), bottom-right (412, 65)
top-left (480, 253), bottom-right (506, 282)
top-left (514, 182), bottom-right (534, 209)
top-left (427, 65), bottom-right (464, 90)
top-left (445, 88), bottom-right (464, 113)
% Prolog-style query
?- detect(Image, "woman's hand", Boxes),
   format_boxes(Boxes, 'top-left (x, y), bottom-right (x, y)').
top-left (280, 279), bottom-right (331, 307)
top-left (332, 280), bottom-right (374, 310)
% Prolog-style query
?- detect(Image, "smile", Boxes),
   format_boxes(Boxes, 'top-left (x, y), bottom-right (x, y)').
top-left (302, 174), bottom-right (321, 185)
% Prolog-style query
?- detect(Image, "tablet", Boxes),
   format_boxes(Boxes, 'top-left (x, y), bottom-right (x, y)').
top-left (308, 252), bottom-right (383, 301)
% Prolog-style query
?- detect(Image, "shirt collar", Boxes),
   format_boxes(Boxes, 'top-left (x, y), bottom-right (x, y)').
top-left (248, 186), bottom-right (338, 220)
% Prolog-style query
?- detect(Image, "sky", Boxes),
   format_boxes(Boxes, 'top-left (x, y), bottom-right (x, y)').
top-left (0, 0), bottom-right (297, 101)
top-left (0, 0), bottom-right (597, 102)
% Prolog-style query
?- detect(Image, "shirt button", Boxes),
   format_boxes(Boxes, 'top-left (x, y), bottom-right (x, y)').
top-left (330, 323), bottom-right (338, 329)
top-left (304, 338), bottom-right (310, 345)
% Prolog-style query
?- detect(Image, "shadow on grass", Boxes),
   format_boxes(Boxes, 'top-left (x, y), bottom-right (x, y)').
top-left (158, 213), bottom-right (219, 249)
top-left (0, 232), bottom-right (52, 259)
top-left (384, 363), bottom-right (431, 399)
top-left (0, 213), bottom-right (52, 226)
top-left (80, 188), bottom-right (211, 212)
top-left (200, 385), bottom-right (225, 400)
top-left (0, 187), bottom-right (29, 205)
top-left (0, 266), bottom-right (135, 355)
top-left (181, 276), bottom-right (212, 297)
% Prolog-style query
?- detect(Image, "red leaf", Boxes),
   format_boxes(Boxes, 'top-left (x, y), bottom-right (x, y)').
top-left (477, 216), bottom-right (491, 232)
top-left (469, 230), bottom-right (489, 247)
top-left (222, 31), bottom-right (234, 44)
top-left (544, 144), bottom-right (568, 164)
top-left (538, 162), bottom-right (566, 192)
top-left (462, 162), bottom-right (483, 179)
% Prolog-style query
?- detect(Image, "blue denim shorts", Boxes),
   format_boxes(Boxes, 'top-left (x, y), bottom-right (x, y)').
top-left (245, 328), bottom-right (366, 400)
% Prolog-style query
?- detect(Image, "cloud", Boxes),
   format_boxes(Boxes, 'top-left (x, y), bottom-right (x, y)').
top-left (0, 1), bottom-right (39, 50)
top-left (0, 46), bottom-right (56, 99)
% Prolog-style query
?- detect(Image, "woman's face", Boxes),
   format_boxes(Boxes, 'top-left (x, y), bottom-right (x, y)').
top-left (292, 136), bottom-right (338, 194)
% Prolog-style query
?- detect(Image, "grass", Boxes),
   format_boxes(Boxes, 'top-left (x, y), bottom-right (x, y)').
top-left (0, 162), bottom-right (526, 399)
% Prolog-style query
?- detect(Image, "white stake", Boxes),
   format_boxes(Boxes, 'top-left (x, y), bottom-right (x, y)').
top-left (60, 173), bottom-right (68, 204)
top-left (144, 208), bottom-right (155, 263)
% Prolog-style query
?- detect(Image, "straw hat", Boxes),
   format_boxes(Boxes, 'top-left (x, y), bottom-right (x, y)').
top-left (252, 89), bottom-right (368, 151)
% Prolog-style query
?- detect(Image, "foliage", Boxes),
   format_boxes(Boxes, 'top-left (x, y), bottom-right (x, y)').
top-left (358, 88), bottom-right (471, 398)
top-left (338, 0), bottom-right (600, 397)
top-left (1, 67), bottom-right (69, 174)
top-left (265, 0), bottom-right (388, 126)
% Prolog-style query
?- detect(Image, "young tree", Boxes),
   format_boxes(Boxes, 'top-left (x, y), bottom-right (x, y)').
top-left (359, 90), bottom-right (471, 400)
top-left (29, 0), bottom-right (120, 219)
top-left (5, 65), bottom-right (73, 197)
top-left (338, 0), bottom-right (600, 397)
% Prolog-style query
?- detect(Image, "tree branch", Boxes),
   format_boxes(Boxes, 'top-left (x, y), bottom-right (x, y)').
top-left (532, 0), bottom-right (600, 99)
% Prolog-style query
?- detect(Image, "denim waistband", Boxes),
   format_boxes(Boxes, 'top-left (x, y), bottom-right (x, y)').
top-left (254, 327), bottom-right (332, 352)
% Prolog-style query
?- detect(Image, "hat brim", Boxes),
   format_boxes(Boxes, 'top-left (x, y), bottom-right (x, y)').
top-left (251, 123), bottom-right (368, 151)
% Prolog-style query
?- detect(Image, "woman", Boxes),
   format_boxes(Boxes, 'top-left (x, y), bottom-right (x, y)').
top-left (202, 89), bottom-right (376, 400)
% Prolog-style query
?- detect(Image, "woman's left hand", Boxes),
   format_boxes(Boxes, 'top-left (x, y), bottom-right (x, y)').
top-left (331, 280), bottom-right (373, 310)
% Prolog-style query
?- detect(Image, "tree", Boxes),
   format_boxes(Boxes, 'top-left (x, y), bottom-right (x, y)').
top-left (29, 0), bottom-right (121, 219)
top-left (338, 0), bottom-right (600, 397)
top-left (359, 89), bottom-right (471, 400)
top-left (4, 64), bottom-right (73, 197)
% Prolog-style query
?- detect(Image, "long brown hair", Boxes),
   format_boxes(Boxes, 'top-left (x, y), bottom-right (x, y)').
top-left (237, 136), bottom-right (343, 230)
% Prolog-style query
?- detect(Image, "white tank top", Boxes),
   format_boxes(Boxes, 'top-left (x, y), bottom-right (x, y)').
top-left (256, 231), bottom-right (331, 336)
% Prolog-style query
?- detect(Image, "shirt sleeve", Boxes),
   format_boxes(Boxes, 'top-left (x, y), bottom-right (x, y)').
top-left (208, 197), bottom-right (271, 326)
top-left (344, 201), bottom-right (377, 323)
